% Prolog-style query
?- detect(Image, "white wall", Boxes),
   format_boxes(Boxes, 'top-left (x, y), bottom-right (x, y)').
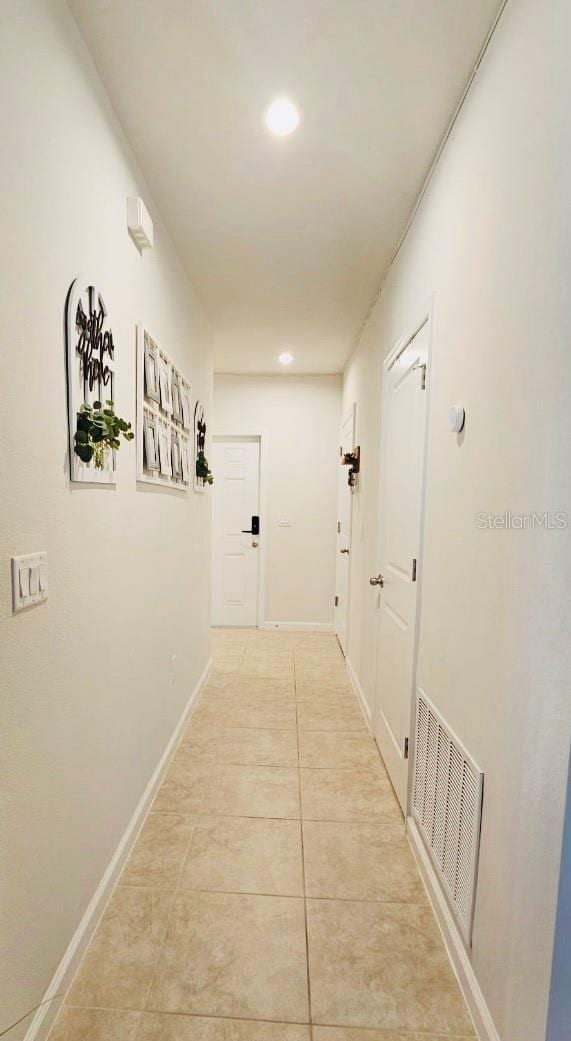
top-left (0, 2), bottom-right (213, 1038)
top-left (342, 2), bottom-right (571, 1040)
top-left (213, 375), bottom-right (341, 627)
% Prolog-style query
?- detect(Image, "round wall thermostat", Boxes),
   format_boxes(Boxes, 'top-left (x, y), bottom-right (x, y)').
top-left (448, 405), bottom-right (465, 433)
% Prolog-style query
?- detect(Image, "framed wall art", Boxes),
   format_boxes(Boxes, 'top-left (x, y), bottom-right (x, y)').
top-left (171, 374), bottom-right (183, 423)
top-left (65, 275), bottom-right (134, 483)
top-left (193, 400), bottom-right (207, 492)
top-left (136, 322), bottom-right (191, 490)
top-left (65, 275), bottom-right (116, 483)
top-left (157, 419), bottom-right (172, 477)
top-left (143, 410), bottom-right (159, 471)
top-left (171, 430), bottom-right (183, 480)
top-left (144, 333), bottom-right (160, 404)
top-left (181, 383), bottom-right (192, 430)
top-left (159, 357), bottom-right (172, 413)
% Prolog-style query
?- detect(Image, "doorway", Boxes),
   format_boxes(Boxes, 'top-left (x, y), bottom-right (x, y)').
top-left (335, 403), bottom-right (356, 655)
top-left (212, 436), bottom-right (261, 627)
top-left (372, 315), bottom-right (430, 811)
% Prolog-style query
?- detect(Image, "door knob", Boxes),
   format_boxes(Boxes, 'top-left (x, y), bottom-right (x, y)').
top-left (340, 548), bottom-right (350, 554)
top-left (369, 574), bottom-right (384, 587)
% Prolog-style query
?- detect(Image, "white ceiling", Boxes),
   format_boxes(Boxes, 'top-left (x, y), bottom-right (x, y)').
top-left (70, 0), bottom-right (500, 374)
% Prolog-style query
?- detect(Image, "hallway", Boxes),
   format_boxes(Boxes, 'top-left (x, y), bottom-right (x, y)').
top-left (51, 630), bottom-right (474, 1040)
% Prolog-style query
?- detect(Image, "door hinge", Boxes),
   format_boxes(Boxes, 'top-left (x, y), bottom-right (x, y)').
top-left (411, 558), bottom-right (417, 582)
top-left (339, 445), bottom-right (343, 457)
top-left (337, 521), bottom-right (341, 534)
top-left (334, 595), bottom-right (339, 607)
top-left (404, 737), bottom-right (409, 759)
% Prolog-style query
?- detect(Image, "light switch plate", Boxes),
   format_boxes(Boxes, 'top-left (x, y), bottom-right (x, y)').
top-left (12, 551), bottom-right (48, 612)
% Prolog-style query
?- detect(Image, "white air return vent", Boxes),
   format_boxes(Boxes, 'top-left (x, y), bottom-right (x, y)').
top-left (412, 689), bottom-right (484, 946)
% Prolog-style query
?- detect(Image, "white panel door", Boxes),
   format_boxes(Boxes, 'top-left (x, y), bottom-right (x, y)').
top-left (373, 321), bottom-right (429, 811)
top-left (335, 404), bottom-right (355, 655)
top-left (212, 438), bottom-right (260, 627)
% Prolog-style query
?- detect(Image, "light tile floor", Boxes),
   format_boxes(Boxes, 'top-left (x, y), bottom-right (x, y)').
top-left (50, 629), bottom-right (475, 1041)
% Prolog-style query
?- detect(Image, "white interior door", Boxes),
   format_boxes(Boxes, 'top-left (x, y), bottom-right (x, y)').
top-left (212, 437), bottom-right (260, 627)
top-left (373, 320), bottom-right (429, 811)
top-left (335, 404), bottom-right (355, 655)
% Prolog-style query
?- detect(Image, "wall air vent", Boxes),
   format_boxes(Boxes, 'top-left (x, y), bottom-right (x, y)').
top-left (412, 689), bottom-right (484, 946)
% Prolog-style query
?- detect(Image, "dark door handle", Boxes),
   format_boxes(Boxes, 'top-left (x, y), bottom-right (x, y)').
top-left (242, 515), bottom-right (260, 535)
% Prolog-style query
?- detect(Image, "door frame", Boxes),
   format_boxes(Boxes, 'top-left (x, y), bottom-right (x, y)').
top-left (373, 294), bottom-right (434, 812)
top-left (335, 401), bottom-right (356, 655)
top-left (212, 432), bottom-right (267, 628)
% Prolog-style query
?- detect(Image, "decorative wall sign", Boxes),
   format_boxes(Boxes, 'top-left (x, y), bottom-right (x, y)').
top-left (193, 400), bottom-right (213, 490)
top-left (65, 276), bottom-right (117, 483)
top-left (341, 445), bottom-right (361, 489)
top-left (136, 323), bottom-right (191, 490)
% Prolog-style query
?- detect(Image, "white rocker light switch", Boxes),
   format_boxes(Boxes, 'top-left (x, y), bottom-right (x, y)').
top-left (12, 552), bottom-right (48, 612)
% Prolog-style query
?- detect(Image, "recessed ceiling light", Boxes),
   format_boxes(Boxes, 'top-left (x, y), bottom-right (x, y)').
top-left (278, 351), bottom-right (294, 365)
top-left (264, 97), bottom-right (300, 137)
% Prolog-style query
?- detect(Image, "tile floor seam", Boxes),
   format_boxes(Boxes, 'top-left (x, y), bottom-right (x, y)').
top-left (304, 1027), bottom-right (476, 1038)
top-left (59, 1005), bottom-right (475, 1037)
top-left (178, 759), bottom-right (300, 768)
top-left (112, 888), bottom-right (428, 905)
top-left (295, 653), bottom-right (314, 1041)
top-left (142, 1008), bottom-right (313, 1027)
top-left (177, 761), bottom-right (302, 770)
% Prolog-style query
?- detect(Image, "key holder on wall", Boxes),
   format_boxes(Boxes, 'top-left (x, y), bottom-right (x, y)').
top-left (341, 445), bottom-right (360, 489)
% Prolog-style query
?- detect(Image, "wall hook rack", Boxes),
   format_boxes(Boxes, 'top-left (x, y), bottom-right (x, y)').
top-left (341, 445), bottom-right (360, 488)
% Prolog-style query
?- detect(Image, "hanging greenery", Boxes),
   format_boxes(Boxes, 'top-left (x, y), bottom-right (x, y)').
top-left (196, 449), bottom-right (214, 485)
top-left (74, 400), bottom-right (134, 470)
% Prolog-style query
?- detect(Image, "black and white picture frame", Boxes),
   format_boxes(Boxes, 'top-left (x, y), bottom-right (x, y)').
top-left (136, 323), bottom-right (192, 490)
top-left (159, 357), bottom-right (172, 414)
top-left (143, 411), bottom-right (159, 471)
top-left (181, 383), bottom-right (192, 430)
top-left (171, 430), bottom-right (183, 480)
top-left (181, 437), bottom-right (190, 484)
top-left (144, 332), bottom-right (160, 403)
top-left (171, 374), bottom-right (183, 423)
top-left (158, 420), bottom-right (172, 477)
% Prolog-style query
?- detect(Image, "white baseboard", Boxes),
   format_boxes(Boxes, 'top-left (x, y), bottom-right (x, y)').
top-left (24, 657), bottom-right (213, 1041)
top-left (262, 621), bottom-right (335, 632)
top-left (407, 816), bottom-right (500, 1041)
top-left (346, 656), bottom-right (372, 731)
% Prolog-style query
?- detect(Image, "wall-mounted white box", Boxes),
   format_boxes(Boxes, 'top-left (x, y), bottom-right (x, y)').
top-left (12, 551), bottom-right (48, 612)
top-left (127, 196), bottom-right (154, 251)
